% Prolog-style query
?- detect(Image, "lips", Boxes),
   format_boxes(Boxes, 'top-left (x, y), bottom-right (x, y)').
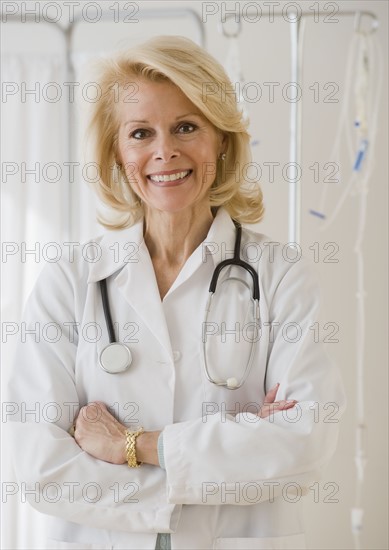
top-left (147, 169), bottom-right (192, 186)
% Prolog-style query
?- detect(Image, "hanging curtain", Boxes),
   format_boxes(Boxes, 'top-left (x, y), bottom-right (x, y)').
top-left (1, 52), bottom-right (100, 550)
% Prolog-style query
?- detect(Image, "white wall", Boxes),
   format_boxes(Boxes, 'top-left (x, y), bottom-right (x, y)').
top-left (2, 1), bottom-right (388, 548)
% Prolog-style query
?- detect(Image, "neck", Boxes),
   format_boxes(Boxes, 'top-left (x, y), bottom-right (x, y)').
top-left (143, 204), bottom-right (215, 266)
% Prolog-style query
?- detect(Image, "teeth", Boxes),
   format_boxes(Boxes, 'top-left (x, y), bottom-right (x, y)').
top-left (149, 170), bottom-right (190, 182)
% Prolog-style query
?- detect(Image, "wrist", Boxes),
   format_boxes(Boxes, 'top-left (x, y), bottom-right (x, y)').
top-left (136, 430), bottom-right (161, 466)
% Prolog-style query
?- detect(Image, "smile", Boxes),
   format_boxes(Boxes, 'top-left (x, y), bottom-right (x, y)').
top-left (148, 169), bottom-right (192, 185)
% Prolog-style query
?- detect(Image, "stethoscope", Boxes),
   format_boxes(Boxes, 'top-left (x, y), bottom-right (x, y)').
top-left (98, 220), bottom-right (261, 389)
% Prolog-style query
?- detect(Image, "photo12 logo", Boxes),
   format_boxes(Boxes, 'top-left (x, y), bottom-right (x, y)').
top-left (1, 2), bottom-right (140, 24)
top-left (201, 2), bottom-right (340, 25)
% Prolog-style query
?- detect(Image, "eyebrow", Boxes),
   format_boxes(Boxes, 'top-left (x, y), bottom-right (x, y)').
top-left (123, 113), bottom-right (202, 128)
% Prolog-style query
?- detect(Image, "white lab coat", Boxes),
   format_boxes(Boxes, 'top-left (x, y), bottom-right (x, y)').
top-left (6, 207), bottom-right (346, 550)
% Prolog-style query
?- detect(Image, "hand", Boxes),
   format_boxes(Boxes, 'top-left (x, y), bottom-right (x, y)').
top-left (73, 402), bottom-right (127, 465)
top-left (257, 383), bottom-right (298, 419)
top-left (73, 402), bottom-right (161, 467)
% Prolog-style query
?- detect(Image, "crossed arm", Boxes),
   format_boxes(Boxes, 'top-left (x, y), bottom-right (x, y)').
top-left (72, 383), bottom-right (298, 466)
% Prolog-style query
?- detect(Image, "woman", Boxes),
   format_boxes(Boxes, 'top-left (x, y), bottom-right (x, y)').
top-left (7, 36), bottom-right (346, 549)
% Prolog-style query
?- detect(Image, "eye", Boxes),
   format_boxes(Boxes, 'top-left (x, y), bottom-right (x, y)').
top-left (177, 122), bottom-right (197, 134)
top-left (130, 128), bottom-right (150, 140)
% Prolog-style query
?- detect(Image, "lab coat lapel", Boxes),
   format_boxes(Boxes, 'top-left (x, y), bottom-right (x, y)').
top-left (202, 207), bottom-right (237, 268)
top-left (114, 241), bottom-right (173, 359)
top-left (86, 218), bottom-right (173, 359)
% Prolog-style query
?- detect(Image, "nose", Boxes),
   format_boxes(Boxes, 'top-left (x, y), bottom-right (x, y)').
top-left (153, 132), bottom-right (180, 162)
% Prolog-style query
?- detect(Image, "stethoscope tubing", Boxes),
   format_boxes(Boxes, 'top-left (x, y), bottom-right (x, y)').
top-left (99, 278), bottom-right (116, 344)
top-left (208, 221), bottom-right (260, 302)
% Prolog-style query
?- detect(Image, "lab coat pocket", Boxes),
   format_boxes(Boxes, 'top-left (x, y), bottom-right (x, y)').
top-left (46, 540), bottom-right (113, 550)
top-left (213, 533), bottom-right (306, 549)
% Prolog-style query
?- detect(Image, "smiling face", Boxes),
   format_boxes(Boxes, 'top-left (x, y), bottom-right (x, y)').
top-left (115, 78), bottom-right (226, 215)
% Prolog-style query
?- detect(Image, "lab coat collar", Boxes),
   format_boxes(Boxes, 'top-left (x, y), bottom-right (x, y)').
top-left (202, 207), bottom-right (237, 268)
top-left (86, 217), bottom-right (145, 284)
top-left (86, 206), bottom-right (237, 284)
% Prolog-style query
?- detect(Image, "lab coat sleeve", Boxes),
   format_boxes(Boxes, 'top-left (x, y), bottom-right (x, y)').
top-left (4, 260), bottom-right (181, 533)
top-left (162, 257), bottom-right (347, 505)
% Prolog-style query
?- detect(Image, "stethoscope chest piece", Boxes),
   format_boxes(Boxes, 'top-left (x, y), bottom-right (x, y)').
top-left (99, 343), bottom-right (132, 374)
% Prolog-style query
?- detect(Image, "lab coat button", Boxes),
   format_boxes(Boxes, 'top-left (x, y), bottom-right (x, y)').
top-left (173, 350), bottom-right (181, 362)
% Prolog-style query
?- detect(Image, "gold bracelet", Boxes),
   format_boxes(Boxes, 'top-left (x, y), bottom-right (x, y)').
top-left (125, 427), bottom-right (144, 468)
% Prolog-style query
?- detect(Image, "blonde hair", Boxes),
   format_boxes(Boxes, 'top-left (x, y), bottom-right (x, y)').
top-left (87, 35), bottom-right (264, 228)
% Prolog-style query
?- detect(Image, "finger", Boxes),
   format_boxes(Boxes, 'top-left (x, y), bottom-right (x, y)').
top-left (87, 401), bottom-right (107, 411)
top-left (258, 400), bottom-right (298, 418)
top-left (272, 400), bottom-right (298, 410)
top-left (263, 383), bottom-right (280, 404)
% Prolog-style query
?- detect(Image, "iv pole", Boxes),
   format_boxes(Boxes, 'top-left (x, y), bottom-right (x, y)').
top-left (220, 9), bottom-right (378, 245)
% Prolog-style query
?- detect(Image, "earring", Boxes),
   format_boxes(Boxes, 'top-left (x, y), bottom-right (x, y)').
top-left (220, 153), bottom-right (226, 161)
top-left (113, 162), bottom-right (122, 184)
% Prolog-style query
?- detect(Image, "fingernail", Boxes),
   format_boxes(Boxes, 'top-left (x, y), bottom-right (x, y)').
top-left (273, 383), bottom-right (280, 388)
